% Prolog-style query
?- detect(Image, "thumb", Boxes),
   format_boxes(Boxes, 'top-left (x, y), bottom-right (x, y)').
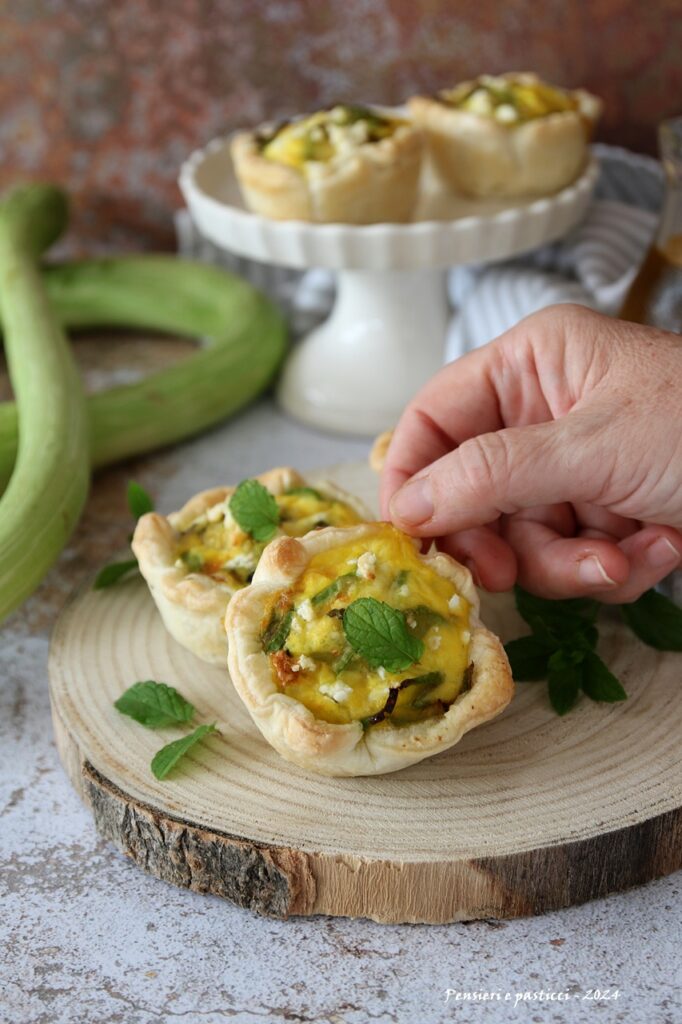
top-left (388, 417), bottom-right (603, 535)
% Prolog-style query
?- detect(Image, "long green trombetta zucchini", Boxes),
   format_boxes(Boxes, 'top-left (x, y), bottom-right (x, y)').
top-left (0, 256), bottom-right (287, 489)
top-left (0, 184), bottom-right (90, 621)
top-left (0, 186), bottom-right (286, 622)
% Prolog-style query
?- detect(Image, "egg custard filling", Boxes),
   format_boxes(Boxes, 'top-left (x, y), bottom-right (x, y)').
top-left (175, 483), bottom-right (362, 588)
top-left (259, 524), bottom-right (473, 728)
top-left (259, 104), bottom-right (408, 170)
top-left (439, 74), bottom-right (579, 125)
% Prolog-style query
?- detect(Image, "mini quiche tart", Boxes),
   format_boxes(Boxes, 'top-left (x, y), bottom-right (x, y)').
top-left (132, 468), bottom-right (370, 666)
top-left (408, 72), bottom-right (601, 198)
top-left (225, 522), bottom-right (513, 776)
top-left (231, 104), bottom-right (423, 224)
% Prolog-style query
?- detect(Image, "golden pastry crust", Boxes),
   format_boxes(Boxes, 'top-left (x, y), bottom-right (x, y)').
top-left (225, 524), bottom-right (514, 776)
top-left (409, 73), bottom-right (601, 198)
top-left (231, 110), bottom-right (424, 224)
top-left (132, 468), bottom-right (372, 666)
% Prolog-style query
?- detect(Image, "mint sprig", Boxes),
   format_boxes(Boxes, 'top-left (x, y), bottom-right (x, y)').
top-left (505, 584), bottom-right (681, 715)
top-left (93, 479), bottom-right (154, 589)
top-left (114, 680), bottom-right (196, 728)
top-left (229, 479), bottom-right (280, 542)
top-left (620, 589), bottom-right (682, 650)
top-left (151, 724), bottom-right (217, 780)
top-left (343, 597), bottom-right (424, 672)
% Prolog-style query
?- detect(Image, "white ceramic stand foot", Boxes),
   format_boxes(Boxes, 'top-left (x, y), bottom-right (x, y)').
top-left (277, 268), bottom-right (448, 436)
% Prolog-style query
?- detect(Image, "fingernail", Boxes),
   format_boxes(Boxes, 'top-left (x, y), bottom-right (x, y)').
top-left (389, 478), bottom-right (434, 525)
top-left (577, 555), bottom-right (617, 588)
top-left (645, 536), bottom-right (681, 568)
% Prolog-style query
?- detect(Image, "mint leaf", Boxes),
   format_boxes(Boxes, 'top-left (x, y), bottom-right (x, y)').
top-left (343, 597), bottom-right (424, 672)
top-left (127, 480), bottom-right (154, 519)
top-left (311, 573), bottom-right (356, 607)
top-left (581, 652), bottom-right (627, 703)
top-left (504, 635), bottom-right (552, 681)
top-left (229, 479), bottom-right (280, 542)
top-left (515, 586), bottom-right (599, 645)
top-left (285, 486), bottom-right (324, 500)
top-left (547, 649), bottom-right (581, 716)
top-left (94, 558), bottom-right (139, 589)
top-left (151, 723), bottom-right (217, 780)
top-left (620, 589), bottom-right (682, 651)
top-left (114, 680), bottom-right (196, 728)
top-left (261, 607), bottom-right (294, 653)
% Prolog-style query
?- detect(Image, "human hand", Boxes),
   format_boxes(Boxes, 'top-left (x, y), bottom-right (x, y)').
top-left (380, 305), bottom-right (682, 602)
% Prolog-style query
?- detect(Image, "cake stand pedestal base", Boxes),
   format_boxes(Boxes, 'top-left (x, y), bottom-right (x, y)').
top-left (277, 268), bottom-right (449, 436)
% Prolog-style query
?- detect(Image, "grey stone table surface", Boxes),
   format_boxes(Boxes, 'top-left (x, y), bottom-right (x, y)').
top-left (1, 398), bottom-right (681, 1024)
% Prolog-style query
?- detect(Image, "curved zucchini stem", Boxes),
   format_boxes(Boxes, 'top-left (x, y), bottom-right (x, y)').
top-left (0, 186), bottom-right (90, 622)
top-left (0, 257), bottom-right (287, 488)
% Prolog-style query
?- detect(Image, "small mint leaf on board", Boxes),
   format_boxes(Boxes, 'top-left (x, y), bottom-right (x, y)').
top-left (229, 479), bottom-right (280, 542)
top-left (581, 652), bottom-right (627, 703)
top-left (343, 597), bottom-right (424, 672)
top-left (620, 589), bottom-right (682, 651)
top-left (504, 635), bottom-right (552, 681)
top-left (547, 649), bottom-right (581, 716)
top-left (151, 723), bottom-right (217, 781)
top-left (114, 681), bottom-right (196, 728)
top-left (127, 480), bottom-right (154, 520)
top-left (94, 558), bottom-right (139, 590)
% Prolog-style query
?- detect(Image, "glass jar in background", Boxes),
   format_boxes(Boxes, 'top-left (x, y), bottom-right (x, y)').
top-left (620, 116), bottom-right (682, 332)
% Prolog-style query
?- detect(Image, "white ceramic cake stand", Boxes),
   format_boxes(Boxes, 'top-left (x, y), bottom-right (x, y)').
top-left (180, 138), bottom-right (598, 436)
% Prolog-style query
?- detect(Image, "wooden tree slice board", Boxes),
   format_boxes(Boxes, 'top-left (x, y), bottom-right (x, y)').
top-left (48, 462), bottom-right (682, 924)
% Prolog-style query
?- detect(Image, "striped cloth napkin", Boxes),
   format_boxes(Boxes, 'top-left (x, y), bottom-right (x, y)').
top-left (176, 143), bottom-right (664, 360)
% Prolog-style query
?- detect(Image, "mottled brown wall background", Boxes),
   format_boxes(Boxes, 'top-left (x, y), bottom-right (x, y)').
top-left (2, 0), bottom-right (681, 252)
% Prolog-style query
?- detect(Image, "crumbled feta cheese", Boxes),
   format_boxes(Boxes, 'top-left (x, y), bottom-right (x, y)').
top-left (398, 584), bottom-right (409, 598)
top-left (461, 630), bottom-right (471, 644)
top-left (406, 613), bottom-right (417, 630)
top-left (356, 552), bottom-right (377, 580)
top-left (347, 557), bottom-right (358, 566)
top-left (494, 103), bottom-right (518, 124)
top-left (427, 633), bottom-right (442, 651)
top-left (320, 680), bottom-right (352, 703)
top-left (297, 654), bottom-right (316, 672)
top-left (448, 594), bottom-right (462, 613)
top-left (206, 501), bottom-right (227, 523)
top-left (224, 552), bottom-right (257, 572)
top-left (297, 598), bottom-right (314, 622)
top-left (377, 667), bottom-right (387, 680)
top-left (467, 88), bottom-right (494, 115)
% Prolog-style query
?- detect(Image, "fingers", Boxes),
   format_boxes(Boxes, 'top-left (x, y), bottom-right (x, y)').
top-left (504, 511), bottom-right (631, 599)
top-left (378, 348), bottom-right (506, 517)
top-left (388, 414), bottom-right (606, 537)
top-left (504, 510), bottom-right (682, 601)
top-left (436, 527), bottom-right (518, 592)
top-left (380, 304), bottom-right (609, 519)
top-left (599, 525), bottom-right (682, 604)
